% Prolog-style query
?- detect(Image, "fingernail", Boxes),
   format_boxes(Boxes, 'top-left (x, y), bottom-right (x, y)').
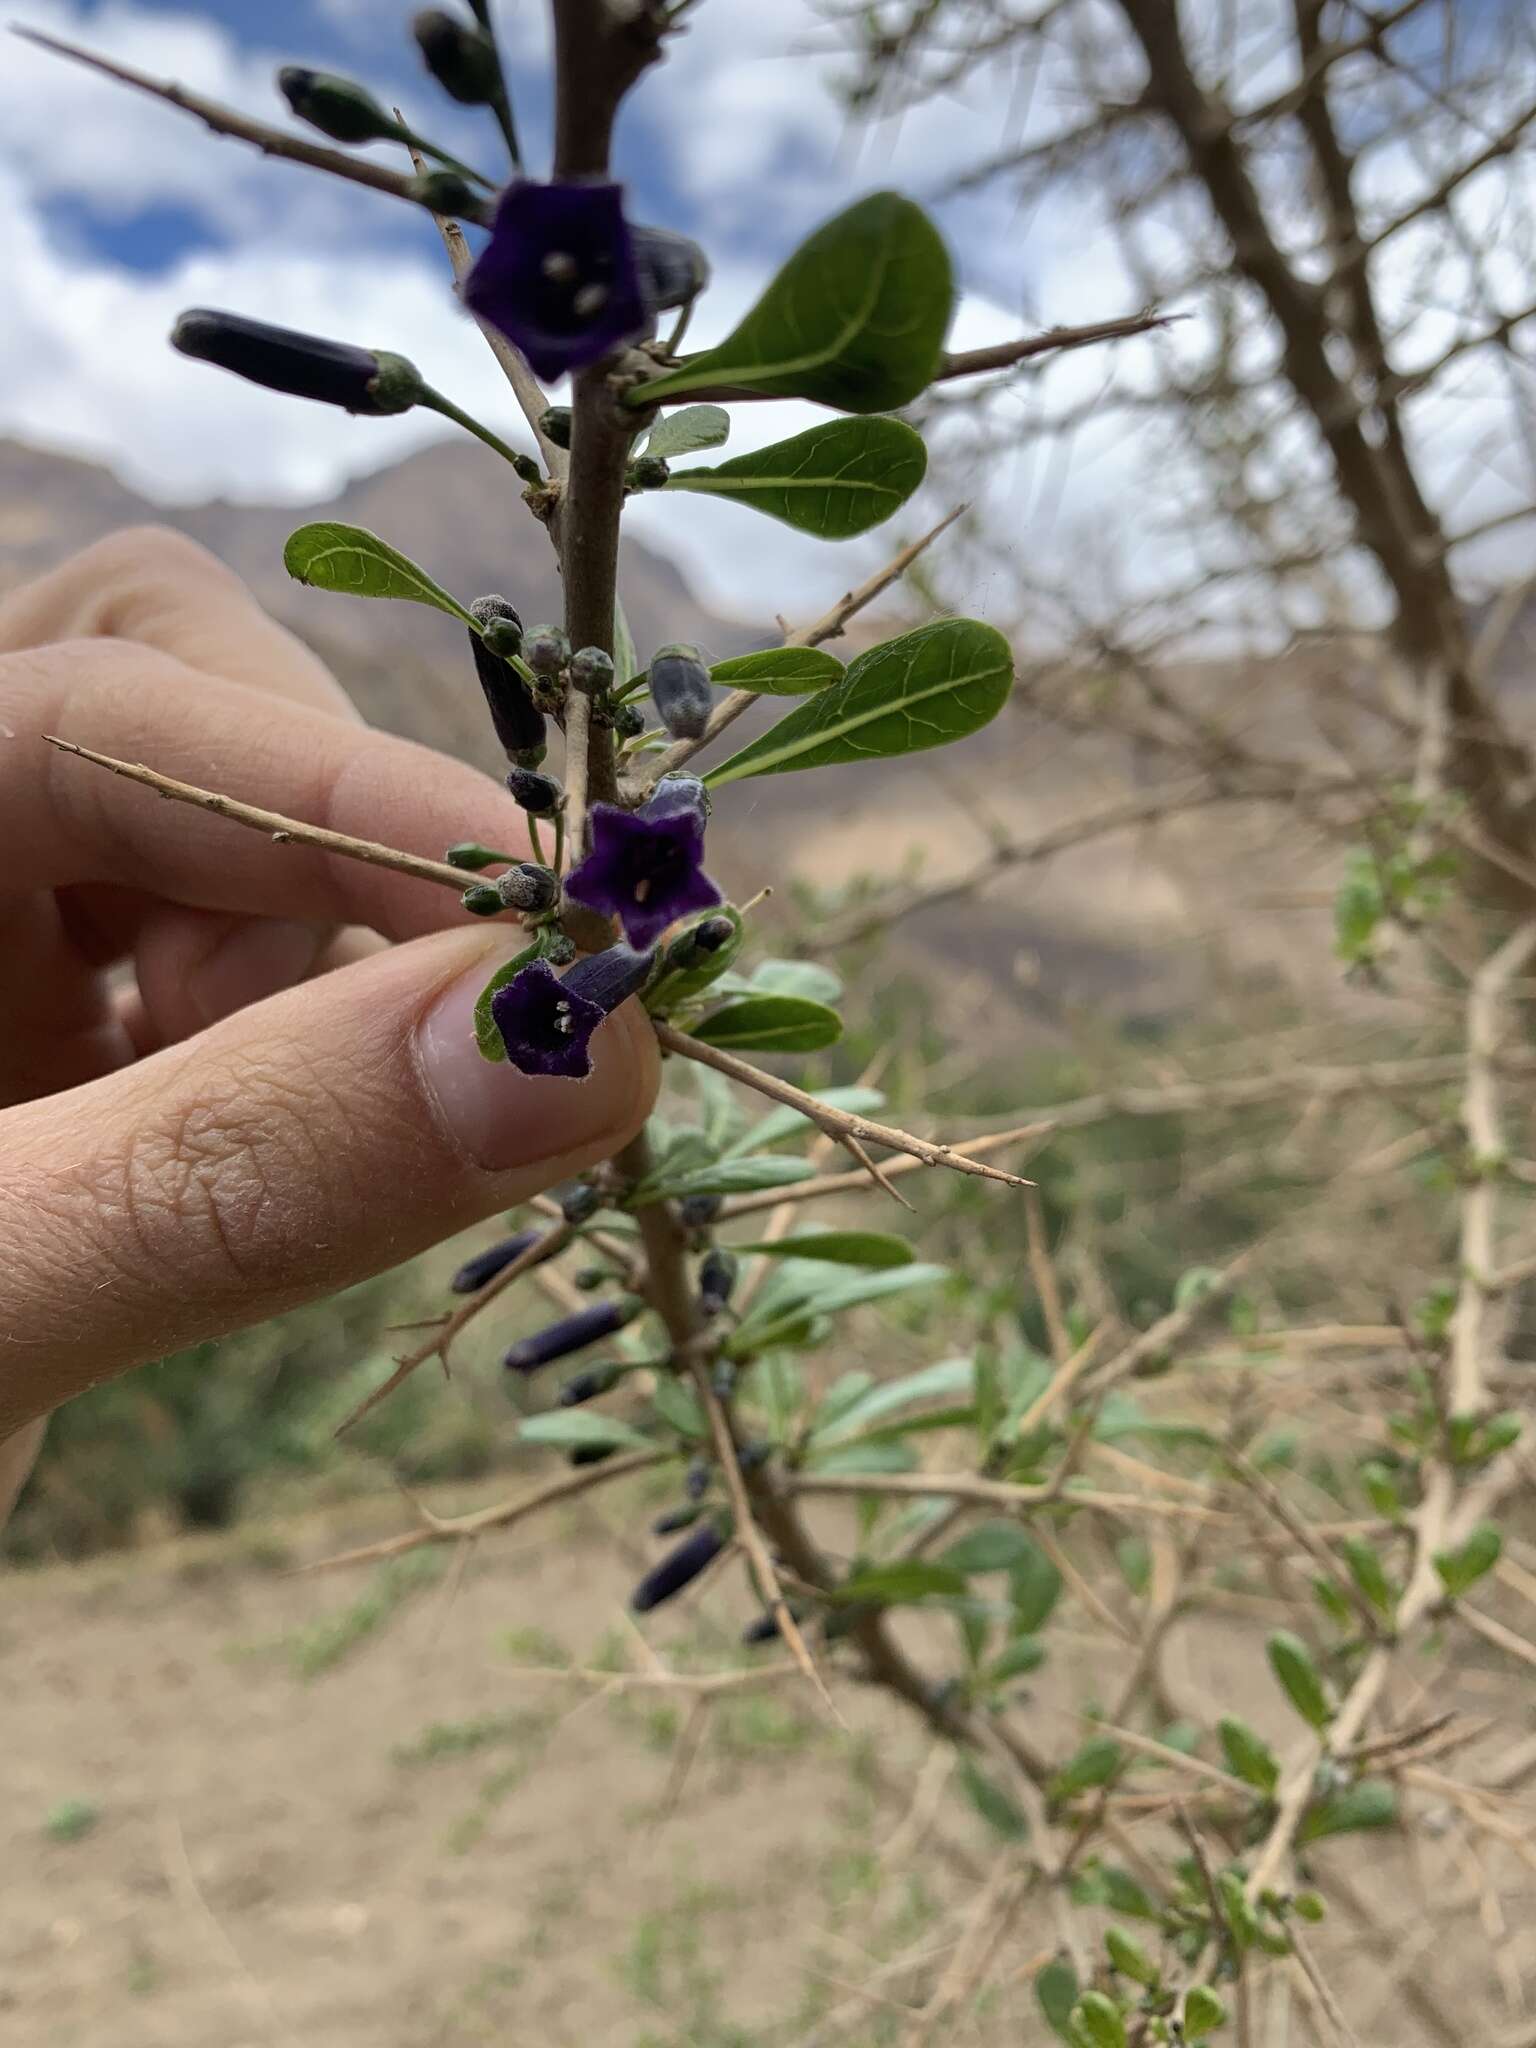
top-left (415, 940), bottom-right (644, 1173)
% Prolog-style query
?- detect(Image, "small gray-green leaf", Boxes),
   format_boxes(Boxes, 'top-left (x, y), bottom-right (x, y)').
top-left (634, 191), bottom-right (952, 413)
top-left (283, 522), bottom-right (474, 623)
top-left (1297, 1778), bottom-right (1398, 1843)
top-left (518, 1411), bottom-right (653, 1453)
top-left (692, 995), bottom-right (843, 1054)
top-left (1433, 1520), bottom-right (1502, 1598)
top-left (940, 1521), bottom-right (1035, 1575)
top-left (835, 1561), bottom-right (966, 1606)
top-left (1217, 1715), bottom-right (1280, 1796)
top-left (1267, 1630), bottom-right (1333, 1730)
top-left (706, 618), bottom-right (1012, 786)
top-left (644, 1156), bottom-right (820, 1202)
top-left (731, 1232), bottom-right (914, 1269)
top-left (667, 417), bottom-right (927, 538)
top-left (642, 403), bottom-right (730, 460)
top-left (710, 647), bottom-right (845, 696)
top-left (812, 1356), bottom-right (973, 1441)
top-left (728, 1083), bottom-right (882, 1156)
top-left (1037, 1960), bottom-right (1081, 2042)
top-left (957, 1754), bottom-right (1029, 1839)
top-left (750, 958), bottom-right (845, 1004)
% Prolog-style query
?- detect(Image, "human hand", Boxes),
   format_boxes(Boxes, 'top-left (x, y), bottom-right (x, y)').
top-left (0, 528), bottom-right (657, 1518)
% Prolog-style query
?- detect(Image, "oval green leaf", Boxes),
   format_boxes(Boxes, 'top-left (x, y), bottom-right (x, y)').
top-left (835, 1560), bottom-right (967, 1607)
top-left (642, 403), bottom-right (730, 460)
top-left (666, 416), bottom-right (927, 538)
top-left (729, 1232), bottom-right (914, 1269)
top-left (284, 522), bottom-right (475, 623)
top-left (706, 617), bottom-right (1013, 786)
top-left (634, 192), bottom-right (952, 413)
top-left (750, 958), bottom-right (845, 1003)
top-left (692, 995), bottom-right (843, 1054)
top-left (518, 1411), bottom-right (653, 1453)
top-left (709, 647), bottom-right (846, 695)
top-left (643, 1156), bottom-right (820, 1203)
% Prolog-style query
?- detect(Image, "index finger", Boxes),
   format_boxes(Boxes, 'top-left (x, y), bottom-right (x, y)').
top-left (0, 526), bottom-right (355, 716)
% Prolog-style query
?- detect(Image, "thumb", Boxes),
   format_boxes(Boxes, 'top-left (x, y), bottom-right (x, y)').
top-left (0, 927), bottom-right (658, 1435)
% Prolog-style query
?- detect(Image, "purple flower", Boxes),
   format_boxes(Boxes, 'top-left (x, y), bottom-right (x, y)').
top-left (489, 944), bottom-right (654, 1079)
top-left (464, 180), bottom-right (650, 382)
top-left (565, 777), bottom-right (723, 950)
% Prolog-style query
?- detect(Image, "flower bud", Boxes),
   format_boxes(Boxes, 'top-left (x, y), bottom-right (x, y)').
top-left (653, 1503), bottom-right (702, 1536)
top-left (684, 1455), bottom-right (710, 1501)
top-left (538, 406), bottom-right (574, 449)
top-left (555, 1180), bottom-right (603, 1225)
top-left (495, 862), bottom-right (559, 914)
top-left (481, 615), bottom-right (525, 659)
top-left (558, 1361), bottom-right (624, 1406)
top-left (460, 882), bottom-right (503, 916)
top-left (612, 703), bottom-right (646, 740)
top-left (631, 1522), bottom-right (725, 1613)
top-left (523, 625), bottom-right (572, 677)
top-left (742, 1606), bottom-right (801, 1646)
top-left (738, 1439), bottom-right (771, 1472)
top-left (278, 66), bottom-right (401, 145)
top-left (698, 1248), bottom-right (738, 1317)
top-left (450, 1228), bottom-right (541, 1294)
top-left (647, 644), bottom-right (714, 740)
top-left (503, 1295), bottom-right (642, 1374)
top-left (632, 225), bottom-right (711, 312)
top-left (569, 646), bottom-right (615, 694)
top-left (411, 8), bottom-right (501, 103)
top-left (408, 169), bottom-right (479, 215)
top-left (445, 841), bottom-right (513, 870)
top-left (627, 455), bottom-right (670, 490)
top-left (542, 932), bottom-right (578, 966)
top-left (679, 1193), bottom-right (723, 1229)
top-left (467, 596), bottom-right (546, 761)
top-left (506, 766), bottom-right (564, 814)
top-left (171, 310), bottom-right (422, 416)
top-left (561, 943), bottom-right (657, 1013)
top-left (661, 914), bottom-right (737, 976)
top-left (569, 1443), bottom-right (617, 1466)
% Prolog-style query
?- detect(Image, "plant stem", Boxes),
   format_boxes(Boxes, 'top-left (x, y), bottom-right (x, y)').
top-left (418, 386), bottom-right (538, 478)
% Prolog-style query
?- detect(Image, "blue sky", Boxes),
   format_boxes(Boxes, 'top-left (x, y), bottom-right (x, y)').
top-left (2, 2), bottom-right (1530, 630)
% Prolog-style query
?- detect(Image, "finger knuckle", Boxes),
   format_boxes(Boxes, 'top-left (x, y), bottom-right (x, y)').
top-left (77, 525), bottom-right (232, 608)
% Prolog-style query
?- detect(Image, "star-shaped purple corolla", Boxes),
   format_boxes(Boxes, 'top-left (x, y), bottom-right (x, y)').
top-left (565, 777), bottom-right (723, 950)
top-left (489, 944), bottom-right (655, 1079)
top-left (464, 180), bottom-right (650, 383)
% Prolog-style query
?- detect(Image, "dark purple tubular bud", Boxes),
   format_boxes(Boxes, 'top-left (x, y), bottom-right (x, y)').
top-left (561, 944), bottom-right (657, 1013)
top-left (278, 66), bottom-right (401, 145)
top-left (450, 1228), bottom-right (541, 1294)
top-left (653, 1503), bottom-right (702, 1536)
top-left (613, 703), bottom-right (646, 740)
top-left (461, 882), bottom-right (503, 916)
top-left (538, 406), bottom-right (574, 449)
top-left (679, 1192), bottom-right (723, 1229)
top-left (573, 1266), bottom-right (607, 1291)
top-left (742, 1607), bottom-right (801, 1646)
top-left (524, 626), bottom-right (572, 677)
top-left (685, 1455), bottom-right (710, 1501)
top-left (698, 1248), bottom-right (739, 1316)
top-left (445, 841), bottom-right (515, 871)
top-left (468, 597), bottom-right (545, 762)
top-left (408, 169), bottom-right (479, 216)
top-left (711, 1357), bottom-right (736, 1400)
top-left (627, 455), bottom-right (670, 491)
top-left (555, 1180), bottom-right (603, 1225)
top-left (648, 644), bottom-right (714, 741)
top-left (172, 310), bottom-right (421, 416)
top-left (411, 8), bottom-right (501, 103)
top-left (569, 1443), bottom-right (618, 1467)
top-left (506, 766), bottom-right (564, 815)
top-left (569, 646), bottom-right (615, 694)
top-left (738, 1439), bottom-right (771, 1472)
top-left (495, 863), bottom-right (559, 914)
top-left (633, 225), bottom-right (712, 312)
top-left (631, 1522), bottom-right (725, 1613)
top-left (502, 1294), bottom-right (641, 1374)
top-left (558, 1361), bottom-right (624, 1406)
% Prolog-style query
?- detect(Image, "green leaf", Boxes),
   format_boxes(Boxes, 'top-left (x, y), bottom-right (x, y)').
top-left (283, 522), bottom-right (475, 623)
top-left (706, 618), bottom-right (1013, 786)
top-left (641, 403), bottom-right (730, 460)
top-left (1183, 1986), bottom-right (1228, 2038)
top-left (650, 1375), bottom-right (706, 1440)
top-left (1036, 1959), bottom-right (1081, 2042)
top-left (643, 1156), bottom-right (819, 1202)
top-left (811, 1357), bottom-right (973, 1441)
top-left (1433, 1520), bottom-right (1502, 1597)
top-left (939, 1520), bottom-right (1035, 1575)
top-left (1340, 1538), bottom-right (1396, 1618)
top-left (1049, 1736), bottom-right (1123, 1806)
top-left (751, 958), bottom-right (846, 1004)
top-left (634, 191), bottom-right (952, 413)
top-left (1068, 1990), bottom-right (1128, 2048)
top-left (472, 940), bottom-right (545, 1061)
top-left (734, 1266), bottom-right (949, 1356)
top-left (732, 1232), bottom-right (913, 1269)
top-left (835, 1560), bottom-right (967, 1607)
top-left (728, 1083), bottom-right (882, 1155)
top-left (1297, 1778), bottom-right (1398, 1843)
top-left (811, 1371), bottom-right (877, 1434)
top-left (806, 1437), bottom-right (919, 1476)
top-left (988, 1634), bottom-right (1046, 1683)
top-left (692, 995), bottom-right (843, 1054)
top-left (667, 416), bottom-right (927, 538)
top-left (1266, 1631), bottom-right (1333, 1730)
top-left (748, 1353), bottom-right (805, 1441)
top-left (709, 647), bottom-right (845, 696)
top-left (1104, 1927), bottom-right (1158, 1990)
top-left (1217, 1716), bottom-right (1280, 1796)
top-left (1008, 1542), bottom-right (1064, 1633)
top-left (518, 1411), bottom-right (652, 1453)
top-left (957, 1754), bottom-right (1028, 1840)
top-left (613, 594), bottom-right (641, 687)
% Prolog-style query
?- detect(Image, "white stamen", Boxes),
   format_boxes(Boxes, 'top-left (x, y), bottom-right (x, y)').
top-left (573, 282), bottom-right (609, 318)
top-left (541, 251), bottom-right (578, 284)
